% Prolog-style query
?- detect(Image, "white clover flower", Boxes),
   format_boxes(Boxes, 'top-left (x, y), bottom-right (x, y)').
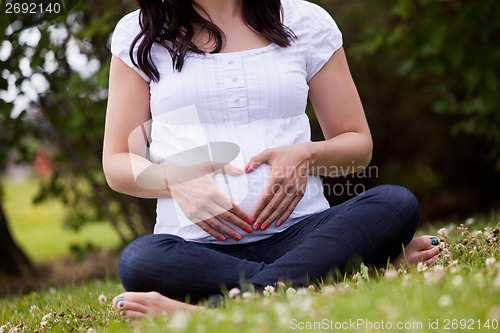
top-left (286, 287), bottom-right (296, 295)
top-left (296, 288), bottom-right (308, 296)
top-left (40, 321), bottom-right (48, 327)
top-left (451, 260), bottom-right (458, 266)
top-left (41, 314), bottom-right (51, 322)
top-left (486, 257), bottom-right (496, 270)
top-left (451, 275), bottom-right (463, 286)
top-left (417, 262), bottom-right (427, 272)
top-left (98, 294), bottom-right (107, 304)
top-left (241, 291), bottom-right (252, 299)
top-left (450, 266), bottom-right (461, 274)
top-left (474, 230), bottom-right (483, 238)
top-left (0, 323), bottom-right (11, 333)
top-left (87, 329), bottom-right (97, 333)
top-left (263, 285), bottom-right (275, 296)
top-left (30, 305), bottom-right (38, 312)
top-left (423, 272), bottom-right (434, 285)
top-left (384, 269), bottom-right (398, 281)
top-left (321, 285), bottom-right (336, 296)
top-left (437, 228), bottom-right (447, 238)
top-left (438, 295), bottom-right (452, 307)
top-left (474, 272), bottom-right (485, 288)
top-left (433, 265), bottom-right (444, 272)
top-left (465, 218), bottom-right (475, 225)
top-left (493, 273), bottom-right (500, 290)
top-left (228, 288), bottom-right (240, 298)
top-left (168, 311), bottom-right (190, 331)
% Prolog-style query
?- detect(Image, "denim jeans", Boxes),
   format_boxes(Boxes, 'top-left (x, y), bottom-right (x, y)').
top-left (118, 185), bottom-right (420, 302)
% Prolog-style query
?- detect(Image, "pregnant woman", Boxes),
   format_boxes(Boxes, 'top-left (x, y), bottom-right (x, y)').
top-left (103, 0), bottom-right (440, 319)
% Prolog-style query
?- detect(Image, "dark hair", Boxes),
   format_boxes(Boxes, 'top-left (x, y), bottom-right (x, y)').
top-left (130, 0), bottom-right (296, 82)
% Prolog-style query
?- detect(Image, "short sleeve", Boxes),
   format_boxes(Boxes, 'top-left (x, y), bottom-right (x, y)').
top-left (305, 3), bottom-right (343, 82)
top-left (111, 10), bottom-right (151, 82)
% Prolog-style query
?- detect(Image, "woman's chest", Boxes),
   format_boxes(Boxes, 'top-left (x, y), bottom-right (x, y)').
top-left (149, 47), bottom-right (310, 123)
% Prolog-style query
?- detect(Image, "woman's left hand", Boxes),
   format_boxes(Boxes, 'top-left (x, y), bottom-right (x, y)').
top-left (245, 143), bottom-right (311, 230)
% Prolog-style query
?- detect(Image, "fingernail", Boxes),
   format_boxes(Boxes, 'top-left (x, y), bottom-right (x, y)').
top-left (116, 297), bottom-right (124, 302)
top-left (261, 223), bottom-right (269, 230)
top-left (234, 167), bottom-right (243, 172)
top-left (244, 164), bottom-right (250, 171)
top-left (245, 218), bottom-right (252, 224)
top-left (277, 220), bottom-right (283, 227)
top-left (254, 223), bottom-right (261, 230)
top-left (119, 302), bottom-right (124, 308)
top-left (252, 216), bottom-right (258, 222)
top-left (121, 311), bottom-right (126, 316)
top-left (430, 238), bottom-right (439, 246)
top-left (218, 236), bottom-right (225, 241)
top-left (233, 234), bottom-right (241, 241)
top-left (244, 226), bottom-right (252, 233)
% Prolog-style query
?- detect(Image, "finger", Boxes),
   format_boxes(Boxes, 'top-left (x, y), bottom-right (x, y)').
top-left (217, 209), bottom-right (252, 234)
top-left (245, 150), bottom-right (270, 173)
top-left (212, 194), bottom-right (251, 227)
top-left (274, 194), bottom-right (303, 227)
top-left (195, 220), bottom-right (228, 241)
top-left (220, 164), bottom-right (244, 176)
top-left (251, 176), bottom-right (280, 227)
top-left (204, 216), bottom-right (242, 241)
top-left (257, 190), bottom-right (291, 229)
top-left (120, 309), bottom-right (146, 320)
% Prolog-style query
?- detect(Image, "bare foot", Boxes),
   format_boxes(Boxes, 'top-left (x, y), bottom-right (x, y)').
top-left (112, 291), bottom-right (201, 321)
top-left (391, 235), bottom-right (441, 270)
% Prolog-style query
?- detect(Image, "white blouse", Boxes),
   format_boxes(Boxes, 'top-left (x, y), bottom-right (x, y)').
top-left (111, 0), bottom-right (343, 244)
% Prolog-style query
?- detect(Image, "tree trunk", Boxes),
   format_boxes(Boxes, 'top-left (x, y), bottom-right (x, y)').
top-left (0, 200), bottom-right (33, 276)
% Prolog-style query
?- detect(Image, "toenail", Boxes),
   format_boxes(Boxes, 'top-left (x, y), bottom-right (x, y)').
top-left (430, 238), bottom-right (439, 246)
top-left (122, 311), bottom-right (126, 316)
top-left (439, 247), bottom-right (442, 252)
top-left (119, 302), bottom-right (124, 308)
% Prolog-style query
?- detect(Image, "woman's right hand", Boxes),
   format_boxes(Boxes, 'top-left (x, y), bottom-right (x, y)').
top-left (168, 165), bottom-right (252, 241)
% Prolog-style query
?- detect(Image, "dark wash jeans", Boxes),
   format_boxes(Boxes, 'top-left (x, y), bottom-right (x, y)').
top-left (118, 185), bottom-right (420, 302)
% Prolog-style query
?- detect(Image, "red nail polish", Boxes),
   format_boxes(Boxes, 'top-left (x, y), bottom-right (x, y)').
top-left (277, 220), bottom-right (284, 227)
top-left (261, 223), bottom-right (269, 230)
top-left (244, 164), bottom-right (250, 171)
top-left (254, 223), bottom-right (261, 230)
top-left (244, 226), bottom-right (252, 233)
top-left (233, 234), bottom-right (241, 241)
top-left (245, 218), bottom-right (252, 224)
top-left (218, 236), bottom-right (225, 241)
top-left (252, 216), bottom-right (258, 222)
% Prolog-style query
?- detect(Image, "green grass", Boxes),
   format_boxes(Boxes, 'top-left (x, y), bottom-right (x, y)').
top-left (1, 217), bottom-right (500, 332)
top-left (3, 177), bottom-right (123, 261)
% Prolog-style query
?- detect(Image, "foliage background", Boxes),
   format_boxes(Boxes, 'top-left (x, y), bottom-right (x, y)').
top-left (0, 0), bottom-right (499, 260)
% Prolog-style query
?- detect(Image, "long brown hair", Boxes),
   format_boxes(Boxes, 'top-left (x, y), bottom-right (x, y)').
top-left (130, 0), bottom-right (296, 82)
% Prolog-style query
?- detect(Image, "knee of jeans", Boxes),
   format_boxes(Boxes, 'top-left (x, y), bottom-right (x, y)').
top-left (374, 185), bottom-right (420, 223)
top-left (118, 234), bottom-right (178, 291)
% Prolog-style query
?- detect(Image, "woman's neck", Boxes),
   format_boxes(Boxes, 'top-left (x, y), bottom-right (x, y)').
top-left (193, 0), bottom-right (243, 23)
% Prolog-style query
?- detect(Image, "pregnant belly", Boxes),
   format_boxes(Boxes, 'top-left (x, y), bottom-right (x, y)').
top-left (212, 164), bottom-right (271, 215)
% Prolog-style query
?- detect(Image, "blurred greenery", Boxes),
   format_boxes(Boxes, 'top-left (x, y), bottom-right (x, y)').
top-left (0, 0), bottom-right (499, 271)
top-left (3, 178), bottom-right (123, 261)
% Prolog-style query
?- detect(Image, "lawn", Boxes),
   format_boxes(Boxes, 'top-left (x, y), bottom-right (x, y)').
top-left (1, 216), bottom-right (499, 332)
top-left (3, 177), bottom-right (123, 261)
